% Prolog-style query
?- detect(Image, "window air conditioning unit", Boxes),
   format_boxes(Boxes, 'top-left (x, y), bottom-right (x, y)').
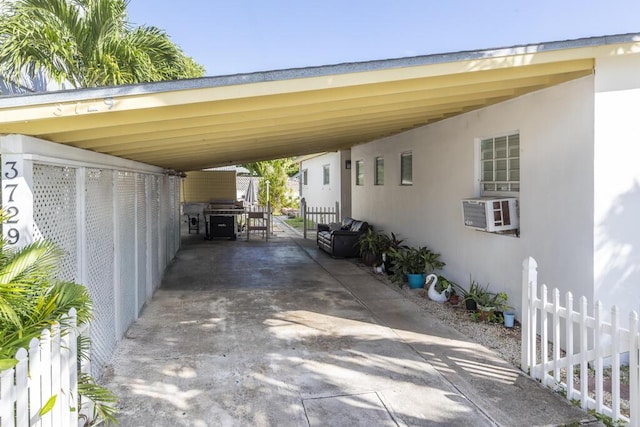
top-left (461, 197), bottom-right (519, 232)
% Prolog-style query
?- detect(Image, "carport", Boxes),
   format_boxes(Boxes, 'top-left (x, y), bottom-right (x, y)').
top-left (0, 38), bottom-right (595, 170)
top-left (0, 36), bottom-right (612, 423)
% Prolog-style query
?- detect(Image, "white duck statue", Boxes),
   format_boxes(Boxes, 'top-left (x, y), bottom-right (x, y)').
top-left (426, 274), bottom-right (450, 302)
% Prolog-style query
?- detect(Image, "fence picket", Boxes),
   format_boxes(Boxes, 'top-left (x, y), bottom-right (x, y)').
top-left (51, 323), bottom-right (63, 427)
top-left (15, 348), bottom-right (28, 427)
top-left (29, 337), bottom-right (42, 427)
top-left (67, 309), bottom-right (78, 427)
top-left (594, 301), bottom-right (604, 413)
top-left (611, 306), bottom-right (621, 421)
top-left (60, 328), bottom-right (72, 427)
top-left (541, 284), bottom-right (549, 386)
top-left (1, 367), bottom-right (16, 427)
top-left (565, 292), bottom-right (574, 401)
top-left (553, 289), bottom-right (561, 384)
top-left (579, 296), bottom-right (588, 409)
top-left (40, 329), bottom-right (52, 427)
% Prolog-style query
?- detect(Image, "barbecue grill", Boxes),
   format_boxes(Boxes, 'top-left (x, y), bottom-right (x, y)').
top-left (204, 199), bottom-right (245, 240)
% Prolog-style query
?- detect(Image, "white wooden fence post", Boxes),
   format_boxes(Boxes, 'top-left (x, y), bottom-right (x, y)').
top-left (521, 257), bottom-right (537, 372)
top-left (302, 198), bottom-right (307, 239)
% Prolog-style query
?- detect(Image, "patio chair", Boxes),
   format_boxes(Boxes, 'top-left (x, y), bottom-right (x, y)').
top-left (246, 210), bottom-right (268, 240)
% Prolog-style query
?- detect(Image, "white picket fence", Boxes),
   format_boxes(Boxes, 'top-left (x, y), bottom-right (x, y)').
top-left (521, 257), bottom-right (640, 426)
top-left (0, 308), bottom-right (91, 427)
top-left (300, 199), bottom-right (340, 239)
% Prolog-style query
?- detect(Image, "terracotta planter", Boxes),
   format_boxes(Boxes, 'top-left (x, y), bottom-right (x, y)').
top-left (478, 306), bottom-right (496, 322)
top-left (361, 252), bottom-right (378, 267)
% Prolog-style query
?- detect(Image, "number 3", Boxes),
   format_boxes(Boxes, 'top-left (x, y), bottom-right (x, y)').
top-left (4, 161), bottom-right (18, 179)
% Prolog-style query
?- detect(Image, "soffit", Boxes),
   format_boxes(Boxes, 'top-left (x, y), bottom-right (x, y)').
top-left (0, 35), bottom-right (637, 171)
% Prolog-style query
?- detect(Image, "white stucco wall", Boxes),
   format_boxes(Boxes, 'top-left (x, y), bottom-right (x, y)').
top-left (300, 152), bottom-right (342, 209)
top-left (352, 76), bottom-right (596, 315)
top-left (593, 51), bottom-right (640, 317)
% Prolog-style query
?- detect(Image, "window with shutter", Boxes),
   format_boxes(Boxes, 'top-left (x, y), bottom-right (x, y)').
top-left (401, 152), bottom-right (412, 185)
top-left (355, 160), bottom-right (364, 186)
top-left (375, 157), bottom-right (384, 185)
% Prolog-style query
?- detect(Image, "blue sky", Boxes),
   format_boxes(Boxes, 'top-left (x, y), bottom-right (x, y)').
top-left (126, 1), bottom-right (640, 77)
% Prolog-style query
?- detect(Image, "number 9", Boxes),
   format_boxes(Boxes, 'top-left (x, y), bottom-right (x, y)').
top-left (7, 228), bottom-right (19, 245)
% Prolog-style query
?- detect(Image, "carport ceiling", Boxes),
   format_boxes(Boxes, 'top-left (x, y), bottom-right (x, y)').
top-left (1, 34), bottom-right (636, 171)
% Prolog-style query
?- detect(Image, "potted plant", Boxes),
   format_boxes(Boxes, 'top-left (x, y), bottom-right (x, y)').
top-left (380, 232), bottom-right (406, 275)
top-left (467, 280), bottom-right (509, 323)
top-left (437, 276), bottom-right (463, 304)
top-left (503, 310), bottom-right (516, 328)
top-left (388, 246), bottom-right (445, 289)
top-left (464, 278), bottom-right (486, 311)
top-left (356, 229), bottom-right (385, 267)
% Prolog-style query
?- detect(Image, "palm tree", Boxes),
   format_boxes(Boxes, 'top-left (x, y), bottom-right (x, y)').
top-left (0, 0), bottom-right (204, 89)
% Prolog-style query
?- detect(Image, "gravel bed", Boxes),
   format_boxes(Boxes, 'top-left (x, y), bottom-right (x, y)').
top-left (355, 261), bottom-right (632, 419)
top-left (356, 263), bottom-right (522, 368)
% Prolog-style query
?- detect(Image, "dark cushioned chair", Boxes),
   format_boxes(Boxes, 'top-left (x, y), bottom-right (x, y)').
top-left (316, 217), bottom-right (370, 258)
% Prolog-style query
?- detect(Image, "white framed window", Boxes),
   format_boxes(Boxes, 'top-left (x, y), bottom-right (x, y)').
top-left (322, 164), bottom-right (330, 185)
top-left (355, 160), bottom-right (364, 186)
top-left (400, 152), bottom-right (412, 185)
top-left (480, 133), bottom-right (519, 194)
top-left (302, 169), bottom-right (308, 185)
top-left (374, 157), bottom-right (384, 185)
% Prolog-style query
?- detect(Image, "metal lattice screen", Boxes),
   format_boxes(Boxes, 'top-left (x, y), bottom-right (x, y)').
top-left (32, 164), bottom-right (78, 282)
top-left (149, 175), bottom-right (161, 290)
top-left (84, 168), bottom-right (115, 375)
top-left (159, 177), bottom-right (168, 272)
top-left (116, 171), bottom-right (136, 336)
top-left (27, 157), bottom-right (179, 378)
top-left (136, 173), bottom-right (147, 312)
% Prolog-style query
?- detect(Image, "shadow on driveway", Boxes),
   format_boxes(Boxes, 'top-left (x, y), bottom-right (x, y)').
top-left (102, 230), bottom-right (593, 427)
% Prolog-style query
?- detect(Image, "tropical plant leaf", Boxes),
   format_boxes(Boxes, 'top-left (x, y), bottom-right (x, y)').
top-left (0, 357), bottom-right (18, 371)
top-left (38, 394), bottom-right (57, 416)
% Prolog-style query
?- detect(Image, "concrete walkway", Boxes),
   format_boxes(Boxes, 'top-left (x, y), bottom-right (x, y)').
top-left (102, 221), bottom-right (596, 426)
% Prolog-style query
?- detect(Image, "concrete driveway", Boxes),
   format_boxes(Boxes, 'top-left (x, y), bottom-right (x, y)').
top-left (102, 224), bottom-right (593, 426)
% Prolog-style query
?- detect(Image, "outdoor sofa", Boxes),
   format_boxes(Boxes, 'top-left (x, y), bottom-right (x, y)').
top-left (317, 217), bottom-right (369, 258)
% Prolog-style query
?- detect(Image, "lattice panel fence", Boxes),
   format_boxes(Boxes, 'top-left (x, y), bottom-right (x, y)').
top-left (18, 156), bottom-right (180, 380)
top-left (84, 168), bottom-right (115, 375)
top-left (149, 175), bottom-right (161, 290)
top-left (159, 177), bottom-right (168, 272)
top-left (168, 176), bottom-right (180, 260)
top-left (32, 164), bottom-right (78, 282)
top-left (117, 171), bottom-right (137, 336)
top-left (136, 173), bottom-right (148, 312)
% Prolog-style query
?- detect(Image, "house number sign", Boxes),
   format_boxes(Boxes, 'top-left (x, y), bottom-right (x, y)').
top-left (2, 156), bottom-right (31, 247)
